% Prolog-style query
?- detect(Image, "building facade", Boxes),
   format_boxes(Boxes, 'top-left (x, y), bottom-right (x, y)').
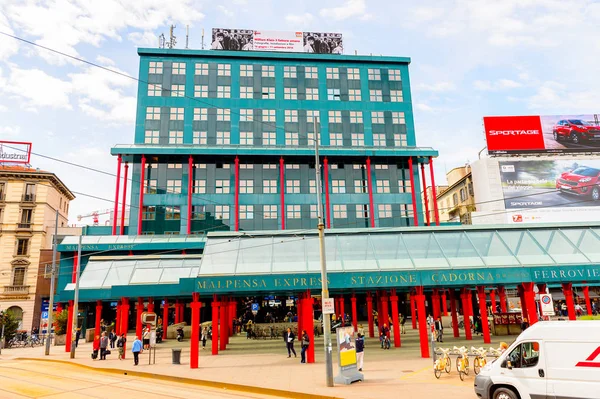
top-left (436, 166), bottom-right (474, 224)
top-left (422, 185), bottom-right (448, 224)
top-left (0, 166), bottom-right (74, 330)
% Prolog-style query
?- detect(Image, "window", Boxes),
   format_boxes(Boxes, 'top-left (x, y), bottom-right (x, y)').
top-left (145, 179), bottom-right (157, 194)
top-left (348, 89), bottom-right (361, 101)
top-left (374, 165), bottom-right (389, 170)
top-left (215, 179), bottom-right (230, 194)
top-left (329, 110), bottom-right (342, 124)
top-left (240, 64), bottom-right (253, 77)
top-left (215, 108), bottom-right (229, 121)
top-left (378, 204), bottom-right (392, 218)
top-left (142, 206), bottom-right (156, 220)
top-left (192, 205), bottom-right (206, 220)
top-left (240, 109), bottom-right (253, 121)
top-left (216, 131), bottom-right (230, 145)
top-left (305, 66), bottom-right (318, 79)
top-left (390, 89), bottom-right (403, 102)
top-left (0, 182), bottom-right (5, 200)
top-left (149, 61), bottom-right (163, 74)
top-left (217, 63), bottom-right (231, 76)
top-left (20, 208), bottom-right (32, 224)
top-left (146, 107), bottom-right (160, 120)
top-left (167, 163), bottom-right (181, 169)
top-left (217, 86), bottom-right (231, 98)
top-left (170, 107), bottom-right (184, 120)
top-left (168, 131), bottom-right (183, 144)
top-left (347, 68), bottom-right (360, 80)
top-left (240, 132), bottom-right (253, 145)
top-left (195, 63), bottom-right (209, 75)
top-left (460, 188), bottom-right (467, 202)
top-left (240, 180), bottom-right (254, 193)
top-left (326, 67), bottom-right (339, 79)
top-left (373, 133), bottom-right (386, 146)
top-left (349, 111), bottom-right (363, 124)
top-left (171, 84), bottom-right (185, 97)
top-left (263, 109), bottom-right (276, 122)
top-left (193, 131), bottom-right (207, 145)
top-left (310, 204), bottom-right (318, 218)
top-left (16, 238), bottom-right (29, 255)
top-left (166, 180), bottom-right (182, 194)
top-left (148, 83), bottom-right (162, 96)
top-left (355, 180), bottom-right (368, 193)
top-left (263, 179), bottom-right (278, 193)
top-left (394, 133), bottom-right (407, 147)
top-left (307, 110), bottom-right (320, 123)
top-left (392, 112), bottom-right (406, 125)
top-left (194, 108), bottom-right (208, 121)
top-left (285, 110), bottom-right (298, 122)
top-left (377, 180), bottom-right (391, 193)
top-left (453, 193), bottom-right (458, 206)
top-left (332, 180), bottom-right (346, 193)
top-left (327, 88), bottom-right (341, 101)
top-left (468, 182), bottom-right (474, 196)
top-left (284, 87), bottom-right (297, 100)
top-left (351, 133), bottom-right (364, 146)
top-left (262, 65), bottom-right (275, 77)
top-left (12, 267), bottom-right (26, 286)
top-left (368, 68), bottom-right (381, 80)
top-left (240, 86), bottom-right (253, 99)
top-left (505, 342), bottom-right (540, 369)
top-left (144, 130), bottom-right (159, 144)
top-left (333, 204), bottom-right (347, 218)
top-left (286, 164), bottom-right (300, 169)
top-left (262, 132), bottom-right (276, 146)
top-left (305, 87), bottom-right (319, 100)
top-left (194, 180), bottom-right (206, 194)
top-left (284, 66), bottom-right (297, 78)
top-left (240, 205), bottom-right (254, 219)
top-left (263, 205), bottom-right (278, 219)
top-left (371, 111), bottom-right (385, 124)
top-left (330, 133), bottom-right (343, 146)
top-left (388, 69), bottom-right (401, 81)
top-left (240, 164), bottom-right (254, 169)
top-left (263, 164), bottom-right (277, 169)
top-left (370, 89), bottom-right (383, 102)
top-left (285, 132), bottom-right (299, 146)
top-left (215, 205), bottom-right (230, 220)
top-left (262, 87), bottom-right (275, 99)
top-left (399, 179), bottom-right (412, 193)
top-left (356, 204), bottom-right (369, 219)
top-left (286, 180), bottom-right (301, 194)
top-left (172, 62), bottom-right (186, 75)
top-left (287, 205), bottom-right (301, 219)
top-left (309, 180), bottom-right (317, 194)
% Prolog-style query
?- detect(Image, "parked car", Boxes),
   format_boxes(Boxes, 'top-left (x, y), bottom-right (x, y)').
top-left (552, 119), bottom-right (600, 144)
top-left (555, 166), bottom-right (600, 200)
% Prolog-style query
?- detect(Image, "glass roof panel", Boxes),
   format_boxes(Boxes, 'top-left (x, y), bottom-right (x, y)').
top-left (466, 231), bottom-right (520, 266)
top-left (79, 261), bottom-right (111, 288)
top-left (402, 233), bottom-right (449, 268)
top-left (102, 260), bottom-right (136, 287)
top-left (160, 267), bottom-right (194, 283)
top-left (544, 230), bottom-right (589, 264)
top-left (198, 238), bottom-right (239, 275)
top-left (236, 237), bottom-right (273, 274)
top-left (371, 234), bottom-right (413, 269)
top-left (559, 228), bottom-right (585, 246)
top-left (527, 230), bottom-right (553, 250)
top-left (435, 232), bottom-right (484, 267)
top-left (576, 229), bottom-right (600, 262)
top-left (183, 258), bottom-right (201, 268)
top-left (159, 259), bottom-right (186, 268)
top-left (130, 268), bottom-right (163, 284)
top-left (499, 231), bottom-right (554, 265)
top-left (272, 237), bottom-right (307, 273)
top-left (307, 236), bottom-right (342, 272)
top-left (339, 235), bottom-right (378, 270)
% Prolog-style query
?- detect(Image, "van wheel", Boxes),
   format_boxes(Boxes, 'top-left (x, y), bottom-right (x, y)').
top-left (493, 387), bottom-right (518, 399)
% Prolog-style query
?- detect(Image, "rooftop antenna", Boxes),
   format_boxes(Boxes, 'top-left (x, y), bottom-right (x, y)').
top-left (168, 25), bottom-right (177, 49)
top-left (354, 49), bottom-right (357, 55)
top-left (158, 33), bottom-right (166, 49)
top-left (185, 25), bottom-right (189, 49)
top-left (201, 28), bottom-right (205, 49)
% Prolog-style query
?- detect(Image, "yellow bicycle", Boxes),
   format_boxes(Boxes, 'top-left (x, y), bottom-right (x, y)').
top-left (471, 346), bottom-right (487, 375)
top-left (433, 348), bottom-right (452, 379)
top-left (454, 346), bottom-right (469, 381)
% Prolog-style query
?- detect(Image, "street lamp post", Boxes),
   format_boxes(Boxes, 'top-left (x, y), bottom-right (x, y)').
top-left (70, 235), bottom-right (82, 358)
top-left (314, 117), bottom-right (334, 387)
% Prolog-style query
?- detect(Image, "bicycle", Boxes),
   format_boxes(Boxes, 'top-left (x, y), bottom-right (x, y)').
top-left (488, 347), bottom-right (502, 359)
top-left (433, 348), bottom-right (452, 379)
top-left (454, 346), bottom-right (469, 381)
top-left (471, 346), bottom-right (487, 375)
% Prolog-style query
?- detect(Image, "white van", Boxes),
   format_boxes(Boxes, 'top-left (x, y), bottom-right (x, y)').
top-left (474, 321), bottom-right (600, 399)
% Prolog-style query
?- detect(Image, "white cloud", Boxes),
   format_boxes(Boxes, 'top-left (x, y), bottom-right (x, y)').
top-left (217, 5), bottom-right (234, 18)
top-left (320, 0), bottom-right (367, 21)
top-left (0, 12), bottom-right (19, 61)
top-left (96, 55), bottom-right (115, 66)
top-left (0, 125), bottom-right (21, 137)
top-left (415, 103), bottom-right (435, 112)
top-left (128, 31), bottom-right (158, 47)
top-left (526, 81), bottom-right (597, 111)
top-left (285, 13), bottom-right (315, 27)
top-left (415, 82), bottom-right (456, 92)
top-left (474, 79), bottom-right (522, 91)
top-left (4, 67), bottom-right (72, 110)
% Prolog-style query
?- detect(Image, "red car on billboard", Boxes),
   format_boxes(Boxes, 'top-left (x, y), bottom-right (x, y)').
top-left (552, 119), bottom-right (600, 144)
top-left (556, 166), bottom-right (600, 200)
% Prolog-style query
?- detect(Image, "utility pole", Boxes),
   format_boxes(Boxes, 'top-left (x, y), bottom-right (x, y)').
top-left (70, 235), bottom-right (82, 358)
top-left (0, 309), bottom-right (5, 355)
top-left (45, 210), bottom-right (59, 356)
top-left (314, 118), bottom-right (334, 387)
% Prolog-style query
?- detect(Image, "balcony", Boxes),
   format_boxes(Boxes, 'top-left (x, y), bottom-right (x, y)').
top-left (21, 194), bottom-right (36, 203)
top-left (0, 192), bottom-right (5, 201)
top-left (16, 222), bottom-right (33, 231)
top-left (3, 285), bottom-right (30, 295)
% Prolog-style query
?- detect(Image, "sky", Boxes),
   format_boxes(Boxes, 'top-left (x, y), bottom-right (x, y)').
top-left (1, 0), bottom-right (600, 225)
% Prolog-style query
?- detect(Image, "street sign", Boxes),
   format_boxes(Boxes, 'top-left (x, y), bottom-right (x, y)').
top-left (322, 298), bottom-right (335, 315)
top-left (540, 294), bottom-right (554, 316)
top-left (141, 312), bottom-right (157, 327)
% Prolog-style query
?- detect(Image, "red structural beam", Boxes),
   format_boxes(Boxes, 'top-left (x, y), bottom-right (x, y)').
top-left (420, 163), bottom-right (430, 226)
top-left (65, 300), bottom-right (74, 352)
top-left (351, 294), bottom-right (358, 332)
top-left (280, 157), bottom-right (285, 230)
top-left (477, 287), bottom-right (491, 344)
top-left (137, 155), bottom-right (146, 235)
top-left (187, 155), bottom-right (193, 235)
top-left (120, 298), bottom-right (130, 359)
top-left (190, 293), bottom-right (201, 369)
top-left (429, 157), bottom-right (440, 226)
top-left (366, 293), bottom-right (374, 338)
top-left (234, 156), bottom-right (240, 231)
top-left (94, 301), bottom-right (102, 349)
top-left (408, 157), bottom-right (419, 226)
top-left (414, 287), bottom-right (429, 358)
top-left (112, 155), bottom-right (122, 235)
top-left (390, 289), bottom-right (401, 348)
top-left (162, 299), bottom-right (168, 341)
top-left (323, 157), bottom-right (331, 228)
top-left (449, 289), bottom-right (459, 338)
top-left (120, 162), bottom-right (129, 235)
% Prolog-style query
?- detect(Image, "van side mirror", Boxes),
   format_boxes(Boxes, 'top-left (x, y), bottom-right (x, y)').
top-left (507, 361), bottom-right (513, 370)
top-left (501, 359), bottom-right (507, 368)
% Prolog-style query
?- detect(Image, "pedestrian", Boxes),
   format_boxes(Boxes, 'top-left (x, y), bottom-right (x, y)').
top-left (379, 323), bottom-right (390, 349)
top-left (109, 330), bottom-right (117, 348)
top-left (300, 330), bottom-right (310, 363)
top-left (201, 327), bottom-right (208, 349)
top-left (521, 317), bottom-right (529, 332)
top-left (117, 333), bottom-right (126, 360)
top-left (561, 302), bottom-right (567, 317)
top-left (284, 327), bottom-right (297, 358)
top-left (400, 313), bottom-right (406, 334)
top-left (575, 303), bottom-right (583, 316)
top-left (355, 333), bottom-right (365, 371)
top-left (434, 317), bottom-right (444, 342)
top-left (75, 328), bottom-right (81, 347)
top-left (100, 319), bottom-right (106, 333)
top-left (143, 327), bottom-right (150, 349)
top-left (92, 335), bottom-right (100, 360)
top-left (100, 332), bottom-right (109, 360)
top-left (132, 336), bottom-right (143, 366)
top-left (427, 314), bottom-right (434, 326)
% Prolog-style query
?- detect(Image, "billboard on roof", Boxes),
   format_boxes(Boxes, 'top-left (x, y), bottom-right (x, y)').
top-left (211, 28), bottom-right (343, 54)
top-left (0, 141), bottom-right (32, 164)
top-left (484, 114), bottom-right (600, 155)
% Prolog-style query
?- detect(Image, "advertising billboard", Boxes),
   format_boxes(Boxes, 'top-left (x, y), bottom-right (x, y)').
top-left (484, 114), bottom-right (600, 155)
top-left (0, 141), bottom-right (32, 164)
top-left (499, 159), bottom-right (600, 223)
top-left (211, 28), bottom-right (343, 54)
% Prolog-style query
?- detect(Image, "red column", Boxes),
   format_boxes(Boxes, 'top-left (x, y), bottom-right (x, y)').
top-left (390, 289), bottom-right (401, 348)
top-left (583, 286), bottom-right (592, 315)
top-left (137, 155), bottom-right (146, 235)
top-left (72, 252), bottom-right (78, 283)
top-left (339, 295), bottom-right (345, 321)
top-left (65, 300), bottom-right (74, 352)
top-left (120, 162), bottom-right (129, 235)
top-left (366, 157), bottom-right (375, 228)
top-left (298, 294), bottom-right (304, 338)
top-left (162, 299), bottom-right (169, 340)
top-left (212, 296), bottom-right (219, 355)
top-left (428, 157), bottom-right (440, 226)
top-left (415, 287), bottom-right (429, 358)
top-left (187, 155), bottom-right (193, 234)
top-left (562, 283), bottom-right (576, 321)
top-left (468, 289), bottom-right (474, 318)
top-left (305, 292), bottom-right (315, 363)
top-left (408, 157), bottom-right (419, 226)
top-left (461, 288), bottom-right (472, 340)
top-left (148, 298), bottom-right (154, 314)
top-left (113, 154), bottom-right (122, 235)
top-left (190, 293), bottom-right (201, 369)
top-left (449, 289), bottom-right (459, 338)
top-left (323, 157), bottom-right (331, 228)
top-left (477, 286), bottom-right (491, 344)
top-left (94, 300), bottom-right (102, 347)
top-left (366, 293), bottom-right (374, 338)
top-left (441, 290), bottom-right (448, 316)
top-left (220, 296), bottom-right (227, 350)
top-left (489, 289), bottom-right (496, 314)
top-left (522, 283), bottom-right (538, 325)
top-left (135, 297), bottom-right (144, 338)
top-left (410, 292), bottom-right (417, 330)
top-left (537, 284), bottom-right (547, 318)
top-left (498, 286), bottom-right (508, 313)
top-left (229, 300), bottom-right (235, 338)
top-left (432, 289), bottom-right (441, 319)
top-left (420, 163), bottom-right (430, 226)
top-left (351, 294), bottom-right (358, 332)
top-left (234, 156), bottom-right (240, 231)
top-left (115, 301), bottom-right (121, 335)
top-left (518, 285), bottom-right (528, 321)
top-left (174, 299), bottom-right (180, 324)
top-left (381, 292), bottom-right (389, 331)
top-left (120, 298), bottom-right (130, 358)
top-left (280, 157), bottom-right (285, 230)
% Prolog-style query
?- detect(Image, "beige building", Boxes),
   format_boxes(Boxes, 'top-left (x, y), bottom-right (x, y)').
top-left (0, 166), bottom-right (74, 330)
top-left (437, 166), bottom-right (475, 224)
top-left (421, 185), bottom-right (448, 224)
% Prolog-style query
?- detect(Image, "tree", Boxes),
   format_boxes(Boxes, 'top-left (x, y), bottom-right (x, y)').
top-left (54, 310), bottom-right (69, 335)
top-left (0, 310), bottom-right (20, 343)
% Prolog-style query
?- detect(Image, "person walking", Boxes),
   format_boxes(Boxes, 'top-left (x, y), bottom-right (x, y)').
top-left (434, 316), bottom-right (444, 342)
top-left (521, 317), bottom-right (529, 332)
top-left (201, 327), bottom-right (208, 349)
top-left (300, 330), bottom-right (310, 363)
top-left (99, 332), bottom-right (109, 360)
top-left (117, 333), bottom-right (126, 360)
top-left (400, 313), bottom-right (406, 334)
top-left (283, 327), bottom-right (296, 358)
top-left (142, 327), bottom-right (150, 349)
top-left (109, 330), bottom-right (117, 349)
top-left (75, 328), bottom-right (81, 348)
top-left (356, 333), bottom-right (365, 371)
top-left (132, 336), bottom-right (143, 366)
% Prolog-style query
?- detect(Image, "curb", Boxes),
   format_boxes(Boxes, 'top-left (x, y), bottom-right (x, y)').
top-left (14, 357), bottom-right (342, 399)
